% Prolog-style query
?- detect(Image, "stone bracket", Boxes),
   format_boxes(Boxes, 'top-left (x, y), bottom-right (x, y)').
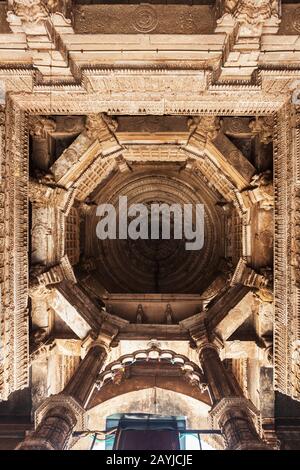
top-left (35, 393), bottom-right (86, 432)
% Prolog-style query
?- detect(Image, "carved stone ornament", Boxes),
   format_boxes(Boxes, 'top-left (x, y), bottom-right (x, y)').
top-left (222, 0), bottom-right (279, 24)
top-left (29, 115), bottom-right (56, 138)
top-left (8, 0), bottom-right (72, 23)
top-left (231, 258), bottom-right (270, 289)
top-left (210, 396), bottom-right (259, 428)
top-left (291, 341), bottom-right (300, 399)
top-left (35, 393), bottom-right (86, 431)
top-left (8, 0), bottom-right (48, 23)
top-left (249, 117), bottom-right (274, 145)
top-left (85, 113), bottom-right (118, 142)
top-left (36, 255), bottom-right (76, 286)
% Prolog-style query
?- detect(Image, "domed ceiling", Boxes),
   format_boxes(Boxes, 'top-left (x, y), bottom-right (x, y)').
top-left (83, 163), bottom-right (226, 294)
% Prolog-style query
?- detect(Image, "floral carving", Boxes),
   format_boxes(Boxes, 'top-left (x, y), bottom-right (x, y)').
top-left (8, 0), bottom-right (71, 23)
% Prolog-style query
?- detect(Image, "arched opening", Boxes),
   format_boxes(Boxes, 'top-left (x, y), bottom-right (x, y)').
top-left (71, 388), bottom-right (224, 450)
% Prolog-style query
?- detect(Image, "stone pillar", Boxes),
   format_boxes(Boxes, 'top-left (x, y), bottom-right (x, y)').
top-left (199, 344), bottom-right (270, 450)
top-left (64, 344), bottom-right (107, 407)
top-left (16, 405), bottom-right (77, 450)
top-left (17, 331), bottom-right (113, 450)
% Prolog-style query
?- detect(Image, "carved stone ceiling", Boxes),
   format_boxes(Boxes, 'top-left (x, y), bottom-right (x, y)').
top-left (4, 0), bottom-right (297, 428)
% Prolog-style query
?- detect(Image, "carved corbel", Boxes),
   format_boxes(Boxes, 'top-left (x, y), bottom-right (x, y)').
top-left (36, 255), bottom-right (76, 287)
top-left (81, 320), bottom-right (120, 358)
top-left (249, 117), bottom-right (274, 145)
top-left (179, 312), bottom-right (223, 355)
top-left (29, 178), bottom-right (76, 214)
top-left (7, 2), bottom-right (74, 84)
top-left (7, 0), bottom-right (48, 25)
top-left (115, 155), bottom-right (131, 173)
top-left (29, 115), bottom-right (56, 138)
top-left (231, 258), bottom-right (273, 302)
top-left (29, 178), bottom-right (54, 206)
top-left (185, 116), bottom-right (220, 153)
top-left (85, 113), bottom-right (122, 156)
top-left (30, 336), bottom-right (82, 363)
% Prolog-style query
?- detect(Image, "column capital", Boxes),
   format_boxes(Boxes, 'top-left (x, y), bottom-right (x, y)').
top-left (81, 320), bottom-right (119, 357)
top-left (35, 394), bottom-right (85, 432)
top-left (198, 341), bottom-right (220, 357)
top-left (180, 312), bottom-right (223, 352)
top-left (180, 311), bottom-right (208, 349)
top-left (210, 396), bottom-right (259, 428)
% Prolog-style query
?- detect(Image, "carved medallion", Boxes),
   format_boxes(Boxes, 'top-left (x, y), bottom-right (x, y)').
top-left (292, 7), bottom-right (300, 34)
top-left (133, 5), bottom-right (158, 33)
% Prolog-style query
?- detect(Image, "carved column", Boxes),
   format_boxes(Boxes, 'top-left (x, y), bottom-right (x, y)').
top-left (199, 343), bottom-right (270, 450)
top-left (16, 405), bottom-right (77, 450)
top-left (17, 325), bottom-right (117, 450)
top-left (64, 344), bottom-right (107, 407)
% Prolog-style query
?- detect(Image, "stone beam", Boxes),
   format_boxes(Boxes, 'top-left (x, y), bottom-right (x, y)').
top-left (210, 132), bottom-right (256, 190)
top-left (55, 280), bottom-right (102, 334)
top-left (205, 284), bottom-right (251, 338)
top-left (183, 117), bottom-right (256, 210)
